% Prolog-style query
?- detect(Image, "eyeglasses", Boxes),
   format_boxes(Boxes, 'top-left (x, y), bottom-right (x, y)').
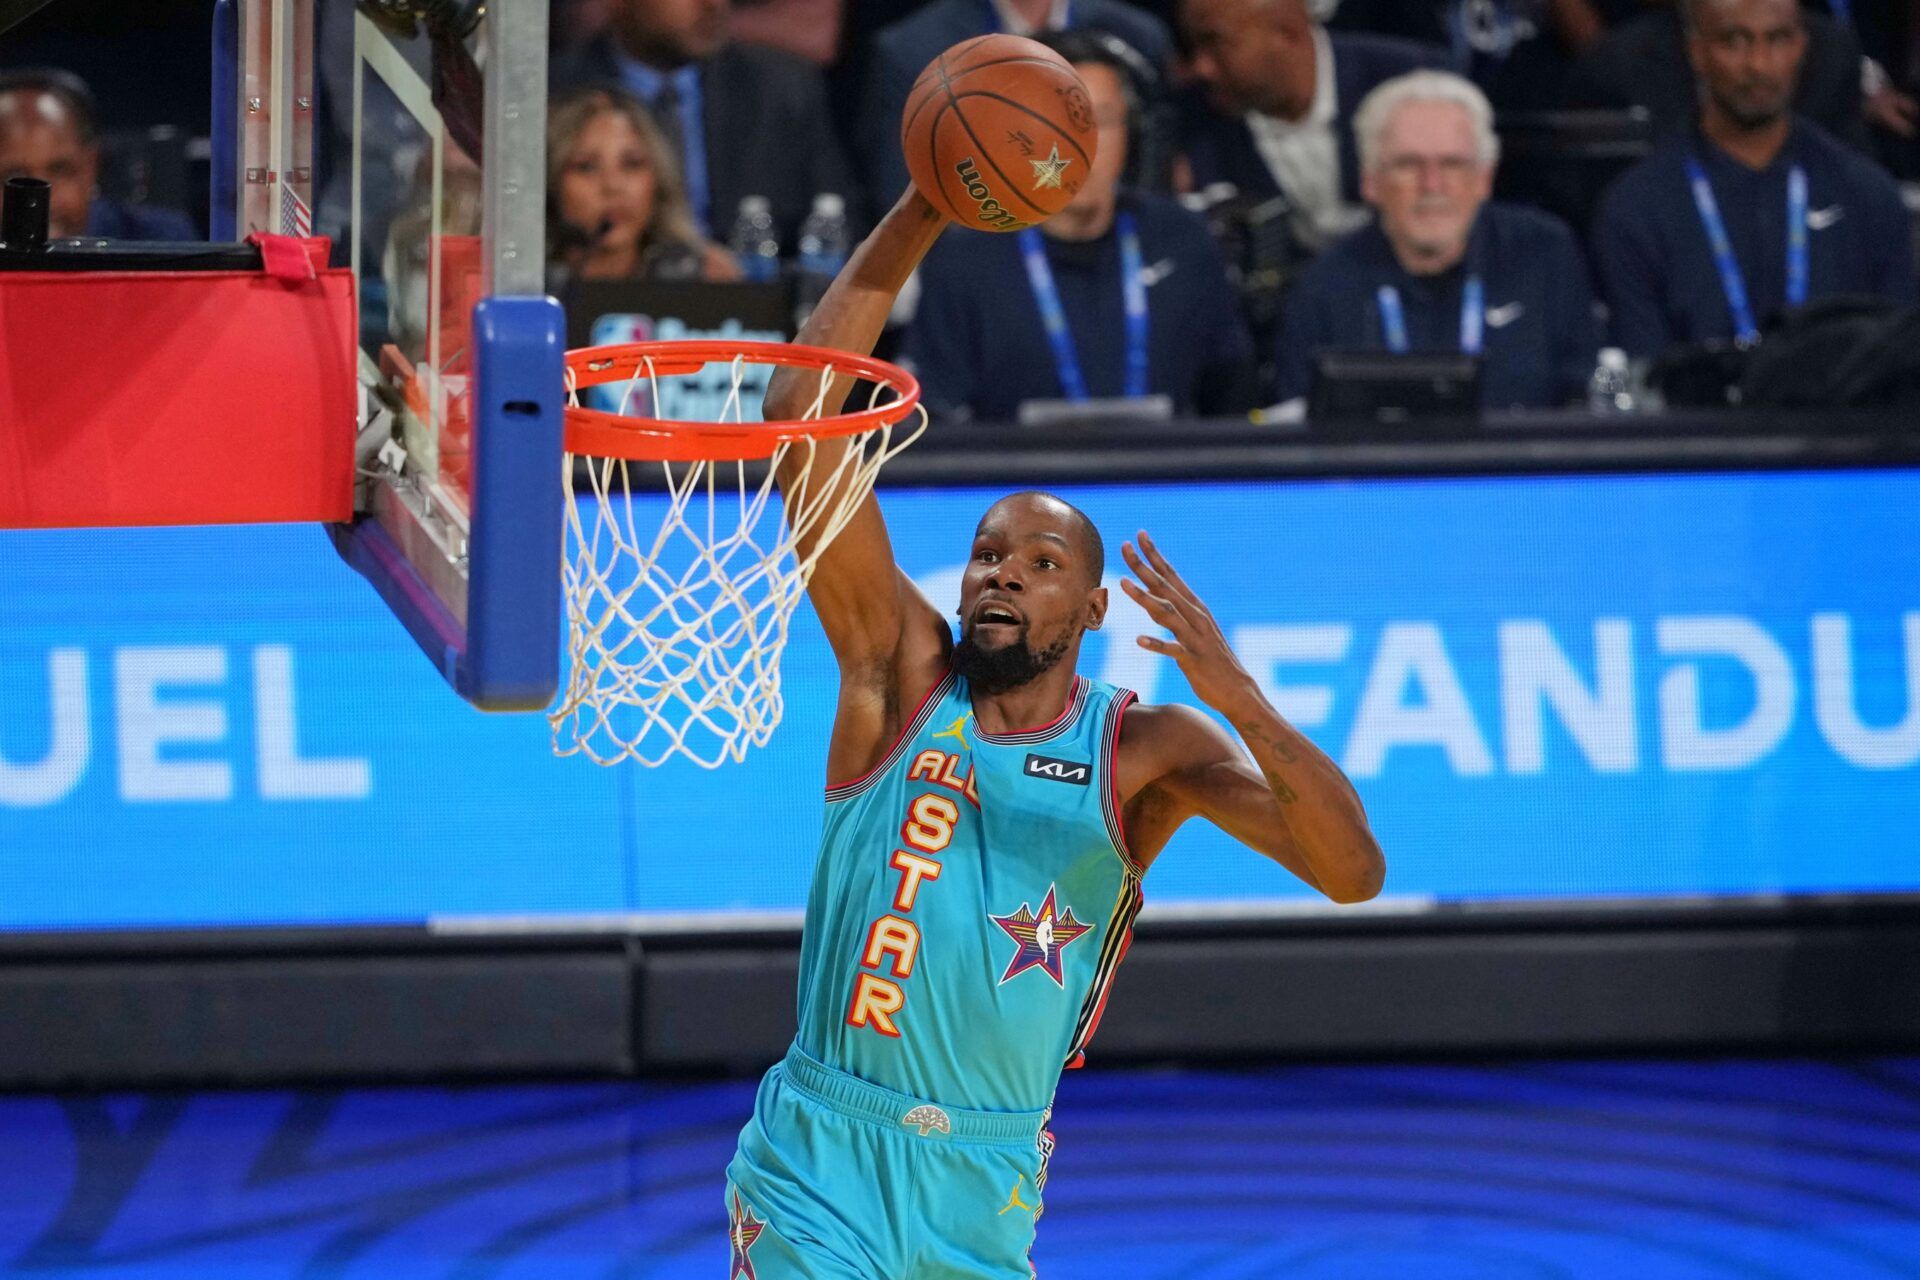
top-left (1378, 155), bottom-right (1482, 182)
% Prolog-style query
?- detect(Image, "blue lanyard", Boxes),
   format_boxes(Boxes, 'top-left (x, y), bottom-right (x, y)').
top-left (1828, 0), bottom-right (1850, 24)
top-left (1685, 156), bottom-right (1808, 346)
top-left (1377, 275), bottom-right (1484, 355)
top-left (1018, 213), bottom-right (1149, 401)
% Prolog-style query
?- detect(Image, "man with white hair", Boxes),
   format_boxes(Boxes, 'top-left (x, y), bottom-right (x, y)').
top-left (1273, 68), bottom-right (1600, 408)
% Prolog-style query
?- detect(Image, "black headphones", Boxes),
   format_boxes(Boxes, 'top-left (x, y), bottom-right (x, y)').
top-left (1029, 28), bottom-right (1175, 194)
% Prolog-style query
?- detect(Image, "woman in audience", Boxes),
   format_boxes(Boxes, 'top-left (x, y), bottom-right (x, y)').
top-left (546, 86), bottom-right (740, 283)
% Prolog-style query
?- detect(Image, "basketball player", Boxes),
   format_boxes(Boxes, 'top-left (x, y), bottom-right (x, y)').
top-left (723, 186), bottom-right (1385, 1277)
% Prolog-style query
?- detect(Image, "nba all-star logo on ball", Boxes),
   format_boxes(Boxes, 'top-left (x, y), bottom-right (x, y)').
top-left (902, 34), bottom-right (1098, 232)
top-left (1028, 145), bottom-right (1072, 190)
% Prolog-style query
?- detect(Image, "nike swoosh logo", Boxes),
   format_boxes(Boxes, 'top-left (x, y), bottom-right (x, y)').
top-left (1140, 258), bottom-right (1176, 287)
top-left (1807, 205), bottom-right (1844, 231)
top-left (1485, 301), bottom-right (1526, 328)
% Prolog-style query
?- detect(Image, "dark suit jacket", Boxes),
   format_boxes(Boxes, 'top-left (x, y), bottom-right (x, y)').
top-left (1571, 10), bottom-right (1872, 155)
top-left (857, 0), bottom-right (1175, 215)
top-left (86, 198), bottom-right (198, 241)
top-left (1179, 31), bottom-right (1447, 206)
top-left (551, 36), bottom-right (859, 248)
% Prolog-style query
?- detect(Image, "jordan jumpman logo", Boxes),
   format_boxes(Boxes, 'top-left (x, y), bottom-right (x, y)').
top-left (997, 1175), bottom-right (1035, 1216)
top-left (933, 712), bottom-right (971, 746)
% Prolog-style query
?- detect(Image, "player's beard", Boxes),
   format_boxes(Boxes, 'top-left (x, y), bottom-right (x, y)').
top-left (953, 627), bottom-right (1072, 694)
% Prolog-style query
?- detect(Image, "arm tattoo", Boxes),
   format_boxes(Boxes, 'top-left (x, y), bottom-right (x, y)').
top-left (1238, 722), bottom-right (1301, 803)
top-left (1240, 721), bottom-right (1299, 764)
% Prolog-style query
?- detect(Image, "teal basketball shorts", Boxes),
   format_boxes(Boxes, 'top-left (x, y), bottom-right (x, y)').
top-left (724, 1045), bottom-right (1053, 1278)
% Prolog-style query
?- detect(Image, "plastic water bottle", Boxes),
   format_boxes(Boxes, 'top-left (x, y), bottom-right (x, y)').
top-left (729, 195), bottom-right (780, 284)
top-left (1587, 347), bottom-right (1635, 414)
top-left (794, 193), bottom-right (850, 324)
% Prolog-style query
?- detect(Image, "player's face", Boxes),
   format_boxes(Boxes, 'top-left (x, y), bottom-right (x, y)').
top-left (1363, 101), bottom-right (1492, 265)
top-left (557, 110), bottom-right (659, 250)
top-left (955, 499), bottom-right (1105, 691)
top-left (0, 92), bottom-right (96, 239)
top-left (613, 0), bottom-right (730, 66)
top-left (1182, 0), bottom-right (1309, 118)
top-left (1688, 0), bottom-right (1804, 128)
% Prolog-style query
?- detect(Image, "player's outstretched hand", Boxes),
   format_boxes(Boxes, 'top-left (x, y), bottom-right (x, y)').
top-left (1120, 531), bottom-right (1259, 718)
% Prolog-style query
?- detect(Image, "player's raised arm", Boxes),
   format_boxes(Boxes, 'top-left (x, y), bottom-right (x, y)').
top-left (1119, 532), bottom-right (1384, 903)
top-left (766, 189), bottom-right (947, 678)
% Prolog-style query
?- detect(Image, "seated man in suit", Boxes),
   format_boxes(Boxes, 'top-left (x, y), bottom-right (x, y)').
top-left (1275, 70), bottom-right (1601, 409)
top-left (551, 0), bottom-right (858, 250)
top-left (0, 68), bottom-right (195, 241)
top-left (906, 30), bottom-right (1255, 420)
top-left (1179, 0), bottom-right (1446, 253)
top-left (1590, 0), bottom-right (1916, 359)
top-left (857, 0), bottom-right (1174, 212)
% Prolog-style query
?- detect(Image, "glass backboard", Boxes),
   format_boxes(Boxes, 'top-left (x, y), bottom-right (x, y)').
top-left (217, 0), bottom-right (565, 710)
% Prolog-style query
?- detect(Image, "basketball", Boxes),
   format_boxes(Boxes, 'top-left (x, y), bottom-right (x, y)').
top-left (900, 34), bottom-right (1099, 233)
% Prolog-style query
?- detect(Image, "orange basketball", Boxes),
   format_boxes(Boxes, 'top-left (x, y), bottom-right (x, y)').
top-left (901, 34), bottom-right (1099, 233)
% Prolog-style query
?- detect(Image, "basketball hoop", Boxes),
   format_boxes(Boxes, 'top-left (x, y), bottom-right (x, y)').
top-left (555, 339), bottom-right (927, 768)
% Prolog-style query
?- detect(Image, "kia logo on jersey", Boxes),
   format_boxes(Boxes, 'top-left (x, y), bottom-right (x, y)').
top-left (1024, 754), bottom-right (1091, 785)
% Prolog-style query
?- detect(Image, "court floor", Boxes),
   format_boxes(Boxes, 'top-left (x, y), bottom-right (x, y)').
top-left (3, 1057), bottom-right (1920, 1278)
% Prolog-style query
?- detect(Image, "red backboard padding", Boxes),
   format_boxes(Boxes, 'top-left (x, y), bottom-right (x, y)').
top-left (0, 261), bottom-right (357, 528)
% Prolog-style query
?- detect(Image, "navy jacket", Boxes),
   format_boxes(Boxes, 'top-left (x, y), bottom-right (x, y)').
top-left (86, 198), bottom-right (196, 241)
top-left (906, 191), bottom-right (1254, 419)
top-left (1591, 119), bottom-right (1918, 357)
top-left (1180, 31), bottom-right (1446, 205)
top-left (1276, 202), bottom-right (1601, 409)
top-left (551, 37), bottom-right (858, 250)
top-left (858, 0), bottom-right (1174, 213)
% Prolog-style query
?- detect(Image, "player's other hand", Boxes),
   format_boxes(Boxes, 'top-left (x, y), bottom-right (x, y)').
top-left (1120, 531), bottom-right (1260, 718)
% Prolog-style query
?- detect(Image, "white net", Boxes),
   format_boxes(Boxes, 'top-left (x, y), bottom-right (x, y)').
top-left (553, 351), bottom-right (927, 768)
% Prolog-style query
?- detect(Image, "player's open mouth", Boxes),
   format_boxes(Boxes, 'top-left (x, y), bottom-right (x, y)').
top-left (974, 602), bottom-right (1024, 627)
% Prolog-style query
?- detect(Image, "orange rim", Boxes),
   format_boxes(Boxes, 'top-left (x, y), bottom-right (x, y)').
top-left (563, 339), bottom-right (923, 462)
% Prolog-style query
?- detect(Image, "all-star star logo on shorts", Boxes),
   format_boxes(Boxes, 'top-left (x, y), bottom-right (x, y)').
top-left (990, 884), bottom-right (1092, 987)
top-left (729, 1190), bottom-right (765, 1279)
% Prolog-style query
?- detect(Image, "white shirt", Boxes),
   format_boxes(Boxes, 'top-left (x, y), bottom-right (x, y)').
top-left (990, 0), bottom-right (1070, 36)
top-left (1244, 26), bottom-right (1368, 251)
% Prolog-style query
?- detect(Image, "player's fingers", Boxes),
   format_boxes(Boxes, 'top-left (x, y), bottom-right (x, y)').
top-left (1135, 634), bottom-right (1187, 659)
top-left (1120, 545), bottom-right (1183, 612)
top-left (1136, 531), bottom-right (1205, 612)
top-left (1120, 540), bottom-right (1169, 590)
top-left (1119, 576), bottom-right (1185, 627)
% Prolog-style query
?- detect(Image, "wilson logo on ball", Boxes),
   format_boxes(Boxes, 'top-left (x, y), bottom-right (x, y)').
top-left (953, 158), bottom-right (1027, 230)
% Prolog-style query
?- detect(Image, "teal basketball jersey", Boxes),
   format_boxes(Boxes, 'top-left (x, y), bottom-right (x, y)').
top-left (795, 671), bottom-right (1143, 1113)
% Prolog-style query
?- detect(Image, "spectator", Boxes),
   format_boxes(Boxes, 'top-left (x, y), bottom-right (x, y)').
top-left (0, 68), bottom-right (194, 240)
top-left (857, 0), bottom-right (1174, 213)
top-left (547, 86), bottom-right (740, 283)
top-left (906, 30), bottom-right (1255, 419)
top-left (1814, 0), bottom-right (1919, 175)
top-left (550, 0), bottom-right (858, 251)
top-left (1275, 70), bottom-right (1600, 408)
top-left (1573, 0), bottom-right (1874, 152)
top-left (1178, 0), bottom-right (1447, 254)
top-left (1327, 0), bottom-right (1627, 109)
top-left (1590, 0), bottom-right (1917, 359)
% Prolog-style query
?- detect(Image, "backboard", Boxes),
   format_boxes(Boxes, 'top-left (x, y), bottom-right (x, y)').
top-left (213, 0), bottom-right (566, 711)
